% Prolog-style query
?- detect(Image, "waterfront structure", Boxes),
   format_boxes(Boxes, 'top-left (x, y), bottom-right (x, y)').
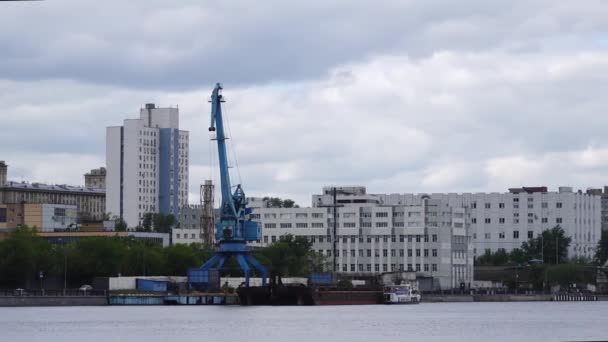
top-left (251, 186), bottom-right (473, 290)
top-left (106, 103), bottom-right (189, 228)
top-left (0, 162), bottom-right (105, 222)
top-left (173, 204), bottom-right (204, 244)
top-left (84, 167), bottom-right (106, 189)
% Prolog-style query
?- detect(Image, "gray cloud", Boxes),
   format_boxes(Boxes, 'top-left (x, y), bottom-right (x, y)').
top-left (1, 1), bottom-right (608, 207)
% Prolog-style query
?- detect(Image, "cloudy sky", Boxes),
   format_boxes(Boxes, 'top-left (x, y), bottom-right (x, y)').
top-left (1, 0), bottom-right (608, 206)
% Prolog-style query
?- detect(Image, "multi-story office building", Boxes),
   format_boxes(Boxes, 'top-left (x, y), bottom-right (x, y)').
top-left (250, 186), bottom-right (473, 290)
top-left (394, 186), bottom-right (600, 260)
top-left (106, 103), bottom-right (189, 228)
top-left (172, 205), bottom-right (204, 244)
top-left (84, 167), bottom-right (106, 189)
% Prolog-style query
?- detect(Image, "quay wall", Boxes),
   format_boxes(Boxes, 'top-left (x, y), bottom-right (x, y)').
top-left (0, 296), bottom-right (107, 307)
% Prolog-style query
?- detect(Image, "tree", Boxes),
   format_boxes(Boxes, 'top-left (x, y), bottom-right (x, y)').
top-left (257, 234), bottom-right (326, 277)
top-left (112, 216), bottom-right (127, 232)
top-left (153, 213), bottom-right (176, 233)
top-left (263, 197), bottom-right (299, 208)
top-left (520, 225), bottom-right (571, 264)
top-left (142, 213), bottom-right (154, 232)
top-left (282, 199), bottom-right (295, 208)
top-left (594, 230), bottom-right (608, 266)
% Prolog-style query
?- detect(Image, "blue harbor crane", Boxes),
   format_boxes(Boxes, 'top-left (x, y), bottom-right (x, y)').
top-left (194, 83), bottom-right (268, 287)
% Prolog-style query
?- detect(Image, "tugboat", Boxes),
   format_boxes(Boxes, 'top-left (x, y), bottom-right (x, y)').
top-left (383, 283), bottom-right (421, 304)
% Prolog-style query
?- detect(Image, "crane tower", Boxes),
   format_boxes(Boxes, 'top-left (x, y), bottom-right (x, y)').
top-left (194, 83), bottom-right (268, 287)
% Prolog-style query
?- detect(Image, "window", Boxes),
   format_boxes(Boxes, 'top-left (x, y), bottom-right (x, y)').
top-left (375, 212), bottom-right (388, 218)
top-left (408, 249), bottom-right (412, 257)
top-left (542, 218), bottom-right (548, 223)
top-left (400, 235), bottom-right (405, 242)
top-left (383, 249), bottom-right (388, 257)
top-left (499, 203), bottom-right (505, 209)
top-left (499, 232), bottom-right (505, 239)
top-left (399, 249), bottom-right (404, 257)
top-left (485, 218), bottom-right (491, 224)
top-left (375, 264), bottom-right (380, 272)
top-left (351, 236), bottom-right (356, 243)
top-left (358, 264), bottom-right (363, 272)
top-left (271, 236), bottom-right (277, 242)
top-left (391, 235), bottom-right (397, 242)
top-left (513, 219), bottom-right (519, 224)
top-left (280, 213), bottom-right (291, 219)
top-left (311, 223), bottom-right (324, 228)
top-left (424, 249), bottom-right (429, 257)
top-left (263, 236), bottom-right (268, 244)
top-left (513, 198), bottom-right (519, 202)
top-left (375, 250), bottom-right (380, 257)
top-left (391, 249), bottom-right (396, 257)
top-left (295, 213), bottom-right (308, 219)
top-left (367, 249), bottom-right (371, 257)
top-left (250, 213), bottom-right (260, 219)
top-left (375, 222), bottom-right (388, 228)
top-left (472, 218), bottom-right (477, 224)
top-left (424, 235), bottom-right (429, 242)
top-left (280, 223), bottom-right (292, 228)
top-left (326, 250), bottom-right (331, 256)
top-left (432, 234), bottom-right (438, 242)
top-left (432, 264), bottom-right (437, 272)
top-left (513, 231), bottom-right (519, 239)
top-left (485, 203), bottom-right (491, 209)
top-left (264, 213), bottom-right (276, 219)
top-left (312, 213), bottom-right (323, 218)
top-left (556, 218), bottom-right (563, 224)
top-left (361, 222), bottom-right (372, 228)
top-left (528, 204), bottom-right (533, 209)
top-left (542, 202), bottom-right (548, 208)
top-left (407, 264), bottom-right (413, 271)
top-left (424, 264), bottom-right (429, 272)
top-left (383, 236), bottom-right (388, 243)
top-left (432, 249), bottom-right (437, 257)
top-left (415, 249), bottom-right (421, 257)
top-left (391, 264), bottom-right (396, 272)
top-left (556, 202), bottom-right (563, 209)
top-left (416, 235), bottom-right (421, 242)
top-left (351, 250), bottom-right (356, 257)
top-left (0, 208), bottom-right (6, 223)
top-left (382, 264), bottom-right (388, 272)
top-left (319, 236), bottom-right (324, 243)
top-left (367, 264), bottom-right (372, 272)
top-left (176, 234), bottom-right (181, 239)
top-left (343, 222), bottom-right (356, 228)
top-left (471, 202), bottom-right (477, 209)
top-left (485, 233), bottom-right (491, 239)
top-left (296, 223), bottom-right (308, 228)
top-left (415, 264), bottom-right (421, 271)
top-left (527, 231), bottom-right (533, 239)
top-left (528, 219), bottom-right (533, 224)
top-left (499, 218), bottom-right (505, 224)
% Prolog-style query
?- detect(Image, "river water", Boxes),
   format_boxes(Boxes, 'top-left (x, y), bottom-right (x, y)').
top-left (1, 302), bottom-right (607, 342)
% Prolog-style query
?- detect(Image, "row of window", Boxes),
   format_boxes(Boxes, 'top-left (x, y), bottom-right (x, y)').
top-left (475, 230), bottom-right (531, 240)
top-left (337, 263), bottom-right (438, 273)
top-left (263, 234), bottom-right (439, 244)
top-left (262, 213), bottom-right (324, 219)
top-left (326, 248), bottom-right (438, 258)
top-left (472, 201), bottom-right (564, 209)
top-left (472, 217), bottom-right (563, 224)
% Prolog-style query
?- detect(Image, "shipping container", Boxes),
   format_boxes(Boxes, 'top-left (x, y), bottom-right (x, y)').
top-left (136, 278), bottom-right (168, 292)
top-left (188, 269), bottom-right (220, 292)
top-left (309, 272), bottom-right (335, 285)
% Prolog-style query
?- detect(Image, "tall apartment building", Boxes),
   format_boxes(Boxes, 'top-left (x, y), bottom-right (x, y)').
top-left (250, 186), bottom-right (473, 290)
top-left (84, 167), bottom-right (106, 189)
top-left (106, 103), bottom-right (189, 228)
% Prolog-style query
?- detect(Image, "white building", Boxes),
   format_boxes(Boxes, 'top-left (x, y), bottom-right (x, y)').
top-left (106, 103), bottom-right (189, 228)
top-left (250, 187), bottom-right (473, 290)
top-left (376, 186), bottom-right (599, 259)
top-left (172, 205), bottom-right (204, 244)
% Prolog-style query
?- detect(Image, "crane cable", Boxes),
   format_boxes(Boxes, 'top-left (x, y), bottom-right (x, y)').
top-left (222, 101), bottom-right (243, 188)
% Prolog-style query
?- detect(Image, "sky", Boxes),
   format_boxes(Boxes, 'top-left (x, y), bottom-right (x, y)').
top-left (1, 0), bottom-right (608, 206)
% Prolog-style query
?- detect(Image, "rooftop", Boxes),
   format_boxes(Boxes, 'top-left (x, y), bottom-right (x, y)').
top-left (1, 181), bottom-right (105, 194)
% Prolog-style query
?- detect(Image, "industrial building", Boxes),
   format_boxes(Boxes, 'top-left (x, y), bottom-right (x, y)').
top-left (250, 186), bottom-right (473, 290)
top-left (0, 162), bottom-right (105, 222)
top-left (173, 204), bottom-right (204, 244)
top-left (84, 167), bottom-right (106, 189)
top-left (106, 103), bottom-right (189, 228)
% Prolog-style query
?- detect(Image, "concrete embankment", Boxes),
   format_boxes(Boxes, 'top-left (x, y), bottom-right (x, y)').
top-left (423, 294), bottom-right (553, 303)
top-left (0, 296), bottom-right (107, 307)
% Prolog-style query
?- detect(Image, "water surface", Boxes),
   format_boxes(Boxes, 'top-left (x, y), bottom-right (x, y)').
top-left (1, 302), bottom-right (607, 342)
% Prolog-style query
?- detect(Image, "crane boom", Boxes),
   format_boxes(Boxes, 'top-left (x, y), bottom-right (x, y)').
top-left (192, 83), bottom-right (268, 288)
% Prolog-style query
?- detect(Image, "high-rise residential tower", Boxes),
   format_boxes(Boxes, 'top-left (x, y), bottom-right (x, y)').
top-left (106, 104), bottom-right (189, 228)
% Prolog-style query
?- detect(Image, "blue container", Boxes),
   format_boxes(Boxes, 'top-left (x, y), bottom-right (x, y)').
top-left (136, 279), bottom-right (168, 292)
top-left (188, 268), bottom-right (220, 292)
top-left (309, 272), bottom-right (335, 285)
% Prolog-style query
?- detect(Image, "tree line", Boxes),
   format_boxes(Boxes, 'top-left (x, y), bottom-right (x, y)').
top-left (0, 227), bottom-right (324, 290)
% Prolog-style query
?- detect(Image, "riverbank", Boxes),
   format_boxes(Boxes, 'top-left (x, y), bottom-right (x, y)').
top-left (0, 296), bottom-right (107, 307)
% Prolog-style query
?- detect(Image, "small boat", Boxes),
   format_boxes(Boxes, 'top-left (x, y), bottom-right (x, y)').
top-left (382, 284), bottom-right (421, 304)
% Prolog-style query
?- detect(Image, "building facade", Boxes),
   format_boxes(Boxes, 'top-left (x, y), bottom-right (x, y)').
top-left (0, 181), bottom-right (105, 221)
top-left (385, 186), bottom-right (600, 260)
top-left (172, 205), bottom-right (204, 244)
top-left (250, 186), bottom-right (473, 290)
top-left (106, 103), bottom-right (189, 228)
top-left (84, 167), bottom-right (106, 189)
